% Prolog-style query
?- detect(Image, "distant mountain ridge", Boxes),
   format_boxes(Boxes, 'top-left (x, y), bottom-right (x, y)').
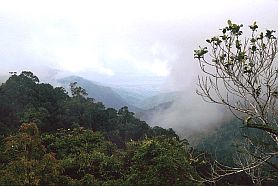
top-left (57, 76), bottom-right (141, 112)
top-left (137, 91), bottom-right (181, 109)
top-left (137, 101), bottom-right (174, 124)
top-left (56, 76), bottom-right (183, 116)
top-left (112, 87), bottom-right (146, 107)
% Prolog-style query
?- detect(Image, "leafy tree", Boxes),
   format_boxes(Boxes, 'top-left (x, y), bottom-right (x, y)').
top-left (0, 123), bottom-right (62, 185)
top-left (20, 104), bottom-right (49, 128)
top-left (151, 126), bottom-right (178, 139)
top-left (42, 127), bottom-right (123, 183)
top-left (123, 137), bottom-right (201, 186)
top-left (70, 81), bottom-right (88, 98)
top-left (0, 71), bottom-right (70, 133)
top-left (19, 71), bottom-right (40, 83)
top-left (194, 20), bottom-right (278, 182)
top-left (2, 71), bottom-right (40, 109)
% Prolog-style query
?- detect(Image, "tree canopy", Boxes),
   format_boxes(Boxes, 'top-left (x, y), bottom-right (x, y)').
top-left (0, 65), bottom-right (277, 185)
top-left (0, 71), bottom-right (204, 185)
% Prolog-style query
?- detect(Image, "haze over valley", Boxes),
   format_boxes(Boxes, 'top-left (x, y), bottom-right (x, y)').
top-left (1, 0), bottom-right (277, 137)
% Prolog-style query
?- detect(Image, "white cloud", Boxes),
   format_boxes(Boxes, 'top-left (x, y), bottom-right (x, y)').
top-left (0, 0), bottom-right (277, 79)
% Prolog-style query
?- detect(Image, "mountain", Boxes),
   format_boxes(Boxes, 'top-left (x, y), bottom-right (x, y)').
top-left (136, 101), bottom-right (174, 124)
top-left (54, 76), bottom-right (181, 114)
top-left (137, 91), bottom-right (181, 109)
top-left (135, 91), bottom-right (184, 126)
top-left (112, 87), bottom-right (146, 107)
top-left (57, 76), bottom-right (141, 112)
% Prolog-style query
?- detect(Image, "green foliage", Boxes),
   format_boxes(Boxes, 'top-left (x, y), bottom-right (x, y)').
top-left (123, 137), bottom-right (201, 186)
top-left (70, 81), bottom-right (88, 98)
top-left (0, 123), bottom-right (62, 185)
top-left (0, 119), bottom-right (201, 185)
top-left (20, 104), bottom-right (49, 128)
top-left (0, 71), bottom-right (175, 145)
top-left (0, 71), bottom-right (70, 134)
top-left (198, 119), bottom-right (243, 165)
top-left (0, 71), bottom-right (209, 185)
top-left (42, 128), bottom-right (116, 159)
top-left (194, 47), bottom-right (208, 59)
top-left (42, 127), bottom-right (123, 183)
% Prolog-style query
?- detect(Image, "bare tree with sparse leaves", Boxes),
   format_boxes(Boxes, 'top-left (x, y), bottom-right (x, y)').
top-left (194, 20), bottom-right (278, 183)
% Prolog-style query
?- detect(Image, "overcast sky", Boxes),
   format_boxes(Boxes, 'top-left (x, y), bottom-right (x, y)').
top-left (0, 0), bottom-right (277, 88)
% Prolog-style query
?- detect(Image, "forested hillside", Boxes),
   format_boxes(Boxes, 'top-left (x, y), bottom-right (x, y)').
top-left (0, 71), bottom-right (204, 185)
top-left (0, 71), bottom-right (277, 185)
top-left (57, 76), bottom-right (141, 112)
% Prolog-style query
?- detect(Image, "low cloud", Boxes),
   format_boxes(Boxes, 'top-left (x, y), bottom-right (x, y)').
top-left (0, 0), bottom-right (277, 136)
top-left (144, 0), bottom-right (278, 137)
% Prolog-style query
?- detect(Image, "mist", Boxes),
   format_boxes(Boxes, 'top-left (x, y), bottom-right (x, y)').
top-left (1, 0), bottom-right (278, 136)
top-left (141, 0), bottom-right (278, 136)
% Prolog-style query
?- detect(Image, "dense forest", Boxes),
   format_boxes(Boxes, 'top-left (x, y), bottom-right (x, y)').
top-left (0, 71), bottom-right (201, 185)
top-left (0, 71), bottom-right (277, 185)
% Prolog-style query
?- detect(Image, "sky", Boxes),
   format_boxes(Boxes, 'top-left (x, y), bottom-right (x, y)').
top-left (0, 0), bottom-right (277, 89)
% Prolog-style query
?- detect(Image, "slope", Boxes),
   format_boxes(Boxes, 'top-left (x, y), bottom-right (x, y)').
top-left (57, 76), bottom-right (141, 112)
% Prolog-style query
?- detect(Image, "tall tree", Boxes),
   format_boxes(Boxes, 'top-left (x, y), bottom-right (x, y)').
top-left (194, 20), bottom-right (278, 182)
